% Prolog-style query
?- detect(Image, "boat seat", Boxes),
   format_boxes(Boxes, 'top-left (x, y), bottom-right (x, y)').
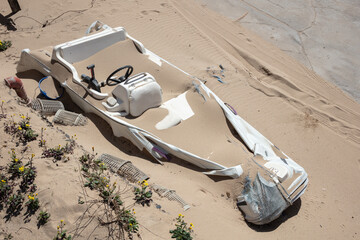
top-left (102, 72), bottom-right (162, 117)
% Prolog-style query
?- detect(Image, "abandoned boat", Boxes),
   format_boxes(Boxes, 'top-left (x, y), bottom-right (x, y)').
top-left (16, 22), bottom-right (308, 225)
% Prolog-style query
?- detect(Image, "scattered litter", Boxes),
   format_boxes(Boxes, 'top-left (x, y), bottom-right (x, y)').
top-left (99, 153), bottom-right (149, 183)
top-left (236, 174), bottom-right (288, 225)
top-left (53, 109), bottom-right (87, 126)
top-left (207, 65), bottom-right (226, 83)
top-left (192, 81), bottom-right (206, 101)
top-left (4, 76), bottom-right (31, 104)
top-left (212, 75), bottom-right (225, 84)
top-left (31, 98), bottom-right (64, 115)
top-left (39, 76), bottom-right (65, 100)
top-left (152, 184), bottom-right (191, 211)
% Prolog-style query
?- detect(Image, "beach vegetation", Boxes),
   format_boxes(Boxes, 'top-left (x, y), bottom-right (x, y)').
top-left (6, 191), bottom-right (24, 215)
top-left (4, 115), bottom-right (38, 144)
top-left (20, 154), bottom-right (37, 191)
top-left (42, 137), bottom-right (75, 162)
top-left (7, 150), bottom-right (23, 179)
top-left (37, 210), bottom-right (51, 226)
top-left (54, 220), bottom-right (72, 240)
top-left (170, 214), bottom-right (194, 240)
top-left (134, 180), bottom-right (152, 206)
top-left (25, 193), bottom-right (39, 214)
top-left (79, 152), bottom-right (139, 238)
top-left (0, 40), bottom-right (12, 52)
top-left (0, 175), bottom-right (12, 205)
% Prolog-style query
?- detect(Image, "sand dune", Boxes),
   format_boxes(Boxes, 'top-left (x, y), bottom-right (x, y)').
top-left (1, 0), bottom-right (360, 239)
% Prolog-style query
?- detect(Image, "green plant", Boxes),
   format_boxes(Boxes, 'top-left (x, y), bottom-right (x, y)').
top-left (110, 193), bottom-right (123, 209)
top-left (118, 209), bottom-right (139, 234)
top-left (7, 150), bottom-right (23, 179)
top-left (134, 180), bottom-right (152, 206)
top-left (25, 193), bottom-right (39, 214)
top-left (79, 152), bottom-right (138, 238)
top-left (54, 220), bottom-right (72, 240)
top-left (99, 180), bottom-right (116, 202)
top-left (42, 140), bottom-right (75, 162)
top-left (18, 116), bottom-right (38, 142)
top-left (38, 127), bottom-right (46, 147)
top-left (0, 175), bottom-right (12, 203)
top-left (20, 154), bottom-right (37, 191)
top-left (4, 115), bottom-right (38, 144)
top-left (7, 192), bottom-right (24, 214)
top-left (0, 40), bottom-right (12, 52)
top-left (84, 173), bottom-right (107, 190)
top-left (37, 210), bottom-right (51, 225)
top-left (170, 214), bottom-right (194, 240)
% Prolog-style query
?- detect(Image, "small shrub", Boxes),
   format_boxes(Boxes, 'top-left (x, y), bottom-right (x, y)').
top-left (7, 192), bottom-right (24, 214)
top-left (84, 173), bottom-right (108, 190)
top-left (99, 180), bottom-right (116, 202)
top-left (7, 150), bottom-right (23, 179)
top-left (25, 193), bottom-right (39, 214)
top-left (0, 175), bottom-right (12, 203)
top-left (110, 192), bottom-right (123, 209)
top-left (54, 220), bottom-right (72, 240)
top-left (38, 127), bottom-right (46, 147)
top-left (42, 140), bottom-right (75, 162)
top-left (20, 154), bottom-right (37, 191)
top-left (0, 40), bottom-right (12, 52)
top-left (4, 115), bottom-right (38, 144)
top-left (18, 116), bottom-right (38, 142)
top-left (37, 210), bottom-right (51, 226)
top-left (118, 209), bottom-right (139, 234)
top-left (134, 180), bottom-right (152, 206)
top-left (79, 151), bottom-right (138, 238)
top-left (170, 214), bottom-right (194, 240)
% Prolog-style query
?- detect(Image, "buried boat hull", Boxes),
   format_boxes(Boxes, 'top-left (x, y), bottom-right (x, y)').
top-left (16, 23), bottom-right (308, 224)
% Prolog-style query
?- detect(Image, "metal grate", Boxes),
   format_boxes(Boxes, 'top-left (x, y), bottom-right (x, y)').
top-left (152, 184), bottom-right (191, 210)
top-left (53, 109), bottom-right (87, 126)
top-left (99, 153), bottom-right (149, 183)
top-left (31, 98), bottom-right (64, 115)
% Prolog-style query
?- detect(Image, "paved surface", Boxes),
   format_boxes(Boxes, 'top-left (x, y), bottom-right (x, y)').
top-left (198, 0), bottom-right (360, 102)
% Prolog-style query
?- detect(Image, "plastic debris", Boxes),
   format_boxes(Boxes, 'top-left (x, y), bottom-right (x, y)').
top-left (236, 173), bottom-right (289, 225)
top-left (152, 184), bottom-right (191, 211)
top-left (31, 98), bottom-right (64, 115)
top-left (99, 153), bottom-right (149, 183)
top-left (212, 75), bottom-right (225, 84)
top-left (53, 109), bottom-right (87, 126)
top-left (4, 76), bottom-right (31, 104)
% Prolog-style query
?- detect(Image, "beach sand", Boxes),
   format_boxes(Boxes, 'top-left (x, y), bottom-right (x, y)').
top-left (1, 0), bottom-right (360, 239)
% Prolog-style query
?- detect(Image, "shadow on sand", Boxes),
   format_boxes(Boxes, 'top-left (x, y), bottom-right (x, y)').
top-left (0, 13), bottom-right (17, 31)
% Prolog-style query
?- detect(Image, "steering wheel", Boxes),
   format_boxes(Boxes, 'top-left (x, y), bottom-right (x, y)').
top-left (106, 65), bottom-right (133, 86)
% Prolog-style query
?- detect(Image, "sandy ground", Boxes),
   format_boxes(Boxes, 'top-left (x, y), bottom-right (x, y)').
top-left (197, 0), bottom-right (360, 102)
top-left (0, 0), bottom-right (360, 239)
